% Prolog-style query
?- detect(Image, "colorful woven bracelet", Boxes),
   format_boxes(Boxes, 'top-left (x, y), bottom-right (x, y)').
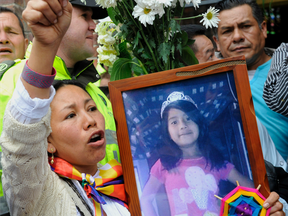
top-left (21, 60), bottom-right (56, 88)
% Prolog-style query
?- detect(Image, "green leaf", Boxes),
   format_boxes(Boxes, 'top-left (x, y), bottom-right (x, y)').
top-left (141, 52), bottom-right (152, 59)
top-left (169, 19), bottom-right (179, 33)
top-left (181, 45), bottom-right (199, 66)
top-left (176, 43), bottom-right (182, 54)
top-left (132, 58), bottom-right (145, 76)
top-left (141, 47), bottom-right (152, 59)
top-left (137, 48), bottom-right (144, 54)
top-left (133, 31), bottom-right (142, 49)
top-left (118, 41), bottom-right (131, 59)
top-left (108, 66), bottom-right (113, 75)
top-left (149, 38), bottom-right (156, 49)
top-left (171, 44), bottom-right (175, 59)
top-left (120, 22), bottom-right (133, 39)
top-left (110, 58), bottom-right (133, 81)
top-left (107, 7), bottom-right (119, 25)
top-left (145, 60), bottom-right (155, 66)
top-left (173, 1), bottom-right (184, 16)
top-left (144, 60), bottom-right (156, 71)
top-left (174, 60), bottom-right (185, 68)
top-left (186, 38), bottom-right (195, 46)
top-left (120, 23), bottom-right (129, 32)
top-left (180, 31), bottom-right (188, 46)
top-left (158, 43), bottom-right (171, 64)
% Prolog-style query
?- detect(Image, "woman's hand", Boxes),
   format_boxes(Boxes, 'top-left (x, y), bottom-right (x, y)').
top-left (23, 0), bottom-right (72, 46)
top-left (21, 0), bottom-right (72, 99)
top-left (264, 192), bottom-right (285, 216)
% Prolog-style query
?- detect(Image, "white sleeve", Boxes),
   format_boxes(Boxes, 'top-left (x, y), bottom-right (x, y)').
top-left (279, 197), bottom-right (288, 216)
top-left (256, 118), bottom-right (287, 171)
top-left (9, 78), bottom-right (55, 124)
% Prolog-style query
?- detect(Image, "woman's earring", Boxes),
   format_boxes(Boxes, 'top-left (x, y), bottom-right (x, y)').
top-left (51, 148), bottom-right (54, 164)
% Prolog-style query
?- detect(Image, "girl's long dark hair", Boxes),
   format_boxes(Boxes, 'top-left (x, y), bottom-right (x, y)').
top-left (158, 100), bottom-right (226, 171)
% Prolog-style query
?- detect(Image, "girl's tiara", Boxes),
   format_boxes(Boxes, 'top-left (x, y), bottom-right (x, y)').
top-left (161, 91), bottom-right (198, 118)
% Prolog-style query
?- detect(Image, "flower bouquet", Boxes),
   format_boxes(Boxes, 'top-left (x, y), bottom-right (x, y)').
top-left (94, 0), bottom-right (220, 81)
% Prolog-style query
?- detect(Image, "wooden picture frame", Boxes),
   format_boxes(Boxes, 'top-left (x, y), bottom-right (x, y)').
top-left (108, 56), bottom-right (269, 216)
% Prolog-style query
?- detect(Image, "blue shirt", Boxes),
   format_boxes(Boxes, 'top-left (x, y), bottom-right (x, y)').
top-left (250, 59), bottom-right (288, 160)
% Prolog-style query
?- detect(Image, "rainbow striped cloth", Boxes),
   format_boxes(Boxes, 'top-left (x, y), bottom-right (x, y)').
top-left (49, 157), bottom-right (128, 215)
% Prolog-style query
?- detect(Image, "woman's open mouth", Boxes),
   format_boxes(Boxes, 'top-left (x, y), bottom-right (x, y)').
top-left (90, 133), bottom-right (101, 142)
top-left (88, 131), bottom-right (105, 147)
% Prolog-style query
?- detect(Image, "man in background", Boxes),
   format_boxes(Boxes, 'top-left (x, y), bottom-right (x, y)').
top-left (212, 0), bottom-right (288, 162)
top-left (183, 20), bottom-right (288, 210)
top-left (0, 6), bottom-right (28, 78)
top-left (181, 24), bottom-right (218, 64)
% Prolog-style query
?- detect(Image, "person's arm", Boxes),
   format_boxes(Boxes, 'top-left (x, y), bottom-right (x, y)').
top-left (141, 175), bottom-right (163, 216)
top-left (227, 168), bottom-right (254, 188)
top-left (263, 43), bottom-right (288, 117)
top-left (21, 0), bottom-right (72, 99)
top-left (256, 118), bottom-right (287, 171)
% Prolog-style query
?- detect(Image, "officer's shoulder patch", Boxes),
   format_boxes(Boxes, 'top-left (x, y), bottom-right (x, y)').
top-left (0, 60), bottom-right (15, 80)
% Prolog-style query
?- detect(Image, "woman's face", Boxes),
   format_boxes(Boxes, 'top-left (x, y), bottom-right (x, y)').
top-left (48, 85), bottom-right (106, 174)
top-left (167, 108), bottom-right (199, 148)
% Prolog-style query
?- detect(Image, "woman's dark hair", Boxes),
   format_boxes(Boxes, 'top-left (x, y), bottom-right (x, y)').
top-left (158, 100), bottom-right (226, 171)
top-left (53, 79), bottom-right (89, 94)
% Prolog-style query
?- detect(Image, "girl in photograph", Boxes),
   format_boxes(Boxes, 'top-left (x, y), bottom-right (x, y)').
top-left (141, 91), bottom-right (254, 216)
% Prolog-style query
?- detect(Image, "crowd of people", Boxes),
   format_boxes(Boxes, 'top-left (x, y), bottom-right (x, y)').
top-left (0, 0), bottom-right (288, 215)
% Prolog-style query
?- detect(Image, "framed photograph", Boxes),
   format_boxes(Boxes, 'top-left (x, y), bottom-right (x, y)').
top-left (108, 56), bottom-right (269, 216)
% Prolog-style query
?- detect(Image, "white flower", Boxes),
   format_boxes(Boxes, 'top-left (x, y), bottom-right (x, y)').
top-left (178, 0), bottom-right (193, 7)
top-left (97, 45), bottom-right (117, 55)
top-left (191, 0), bottom-right (201, 9)
top-left (132, 1), bottom-right (157, 27)
top-left (177, 0), bottom-right (200, 8)
top-left (178, 0), bottom-right (184, 7)
top-left (96, 0), bottom-right (118, 8)
top-left (95, 21), bottom-right (117, 46)
top-left (98, 53), bottom-right (118, 66)
top-left (200, 6), bottom-right (220, 29)
top-left (142, 0), bottom-right (156, 7)
top-left (164, 28), bottom-right (173, 40)
top-left (171, 0), bottom-right (178, 7)
top-left (155, 6), bottom-right (165, 18)
top-left (98, 35), bottom-right (116, 46)
top-left (97, 45), bottom-right (118, 66)
top-left (96, 21), bottom-right (115, 35)
top-left (157, 0), bottom-right (174, 7)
